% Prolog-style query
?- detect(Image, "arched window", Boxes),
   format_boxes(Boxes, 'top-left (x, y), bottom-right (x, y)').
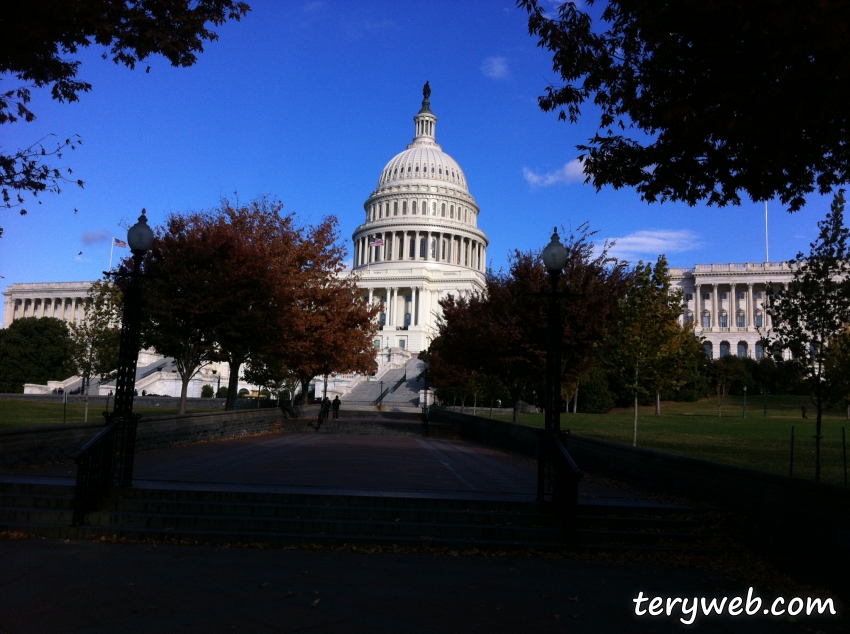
top-left (402, 201), bottom-right (407, 215)
top-left (432, 202), bottom-right (436, 215)
top-left (450, 205), bottom-right (454, 218)
top-left (684, 311), bottom-right (694, 323)
top-left (380, 313), bottom-right (386, 326)
top-left (737, 342), bottom-right (747, 358)
top-left (704, 342), bottom-right (713, 358)
top-left (419, 238), bottom-right (426, 258)
top-left (720, 341), bottom-right (730, 358)
top-left (393, 202), bottom-right (398, 216)
top-left (719, 312), bottom-right (728, 328)
top-left (412, 201), bottom-right (417, 214)
top-left (755, 343), bottom-right (764, 359)
top-left (408, 237), bottom-right (415, 258)
top-left (415, 165), bottom-right (419, 173)
top-left (754, 312), bottom-right (763, 328)
top-left (702, 312), bottom-right (711, 328)
top-left (736, 312), bottom-right (745, 328)
top-left (441, 203), bottom-right (446, 217)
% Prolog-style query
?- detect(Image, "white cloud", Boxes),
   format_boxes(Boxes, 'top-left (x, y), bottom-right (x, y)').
top-left (523, 159), bottom-right (585, 187)
top-left (481, 57), bottom-right (509, 79)
top-left (605, 230), bottom-right (702, 260)
top-left (81, 229), bottom-right (111, 245)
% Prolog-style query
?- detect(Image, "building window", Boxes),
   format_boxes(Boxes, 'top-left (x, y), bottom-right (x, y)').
top-left (685, 312), bottom-right (694, 323)
top-left (702, 293), bottom-right (710, 300)
top-left (450, 205), bottom-right (454, 218)
top-left (755, 313), bottom-right (763, 328)
top-left (402, 201), bottom-right (407, 215)
top-left (754, 291), bottom-right (763, 299)
top-left (404, 313), bottom-right (411, 327)
top-left (704, 342), bottom-right (713, 358)
top-left (684, 293), bottom-right (693, 301)
top-left (398, 339), bottom-right (406, 349)
top-left (441, 203), bottom-right (446, 217)
top-left (720, 342), bottom-right (730, 358)
top-left (441, 241), bottom-right (446, 260)
top-left (755, 343), bottom-right (764, 360)
top-left (738, 342), bottom-right (747, 358)
top-left (394, 202), bottom-right (398, 216)
top-left (737, 314), bottom-right (745, 328)
top-left (409, 238), bottom-right (415, 258)
top-left (412, 201), bottom-right (417, 214)
top-left (720, 313), bottom-right (728, 328)
top-left (374, 339), bottom-right (381, 349)
top-left (702, 313), bottom-right (711, 328)
top-left (419, 238), bottom-right (426, 258)
top-left (432, 202), bottom-right (436, 215)
top-left (430, 239), bottom-right (436, 259)
top-left (737, 292), bottom-right (745, 299)
top-left (380, 312), bottom-right (386, 326)
top-left (720, 292), bottom-right (728, 300)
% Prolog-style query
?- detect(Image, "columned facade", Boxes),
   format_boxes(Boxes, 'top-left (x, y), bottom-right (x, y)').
top-left (669, 262), bottom-right (795, 360)
top-left (350, 87), bottom-right (488, 362)
top-left (2, 282), bottom-right (93, 329)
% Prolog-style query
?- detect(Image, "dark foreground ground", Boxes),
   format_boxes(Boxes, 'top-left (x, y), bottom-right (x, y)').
top-left (0, 428), bottom-right (844, 632)
top-left (0, 538), bottom-right (841, 634)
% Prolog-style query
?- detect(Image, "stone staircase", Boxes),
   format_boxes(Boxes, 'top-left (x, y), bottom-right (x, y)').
top-left (0, 478), bottom-right (725, 553)
top-left (343, 359), bottom-right (425, 408)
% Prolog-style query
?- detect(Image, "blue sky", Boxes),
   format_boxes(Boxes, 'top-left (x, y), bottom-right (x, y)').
top-left (0, 0), bottom-right (835, 287)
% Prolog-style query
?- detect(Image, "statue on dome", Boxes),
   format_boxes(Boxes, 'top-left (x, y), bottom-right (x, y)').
top-left (423, 81), bottom-right (431, 101)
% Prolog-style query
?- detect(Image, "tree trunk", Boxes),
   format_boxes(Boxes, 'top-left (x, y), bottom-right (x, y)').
top-left (655, 392), bottom-right (660, 415)
top-left (179, 372), bottom-right (191, 415)
top-left (224, 359), bottom-right (241, 411)
top-left (633, 393), bottom-right (638, 447)
top-left (815, 398), bottom-right (823, 482)
top-left (512, 402), bottom-right (519, 424)
top-left (299, 378), bottom-right (311, 405)
top-left (473, 393), bottom-right (477, 417)
top-left (573, 385), bottom-right (578, 414)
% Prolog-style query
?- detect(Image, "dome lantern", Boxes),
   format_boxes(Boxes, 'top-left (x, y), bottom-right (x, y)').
top-left (412, 81), bottom-right (437, 146)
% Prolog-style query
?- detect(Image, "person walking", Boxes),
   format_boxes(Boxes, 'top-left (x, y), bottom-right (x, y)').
top-left (332, 396), bottom-right (341, 420)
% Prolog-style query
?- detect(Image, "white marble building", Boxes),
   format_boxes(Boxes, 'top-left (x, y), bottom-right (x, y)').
top-left (2, 281), bottom-right (93, 329)
top-left (669, 262), bottom-right (795, 359)
top-left (350, 87), bottom-right (488, 361)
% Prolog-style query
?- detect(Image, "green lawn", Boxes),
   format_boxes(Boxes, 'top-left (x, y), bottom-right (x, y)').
top-left (0, 399), bottom-right (220, 428)
top-left (488, 395), bottom-right (850, 486)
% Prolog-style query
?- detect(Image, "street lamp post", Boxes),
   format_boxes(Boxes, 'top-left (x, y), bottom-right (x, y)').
top-left (743, 385), bottom-right (748, 418)
top-left (72, 211), bottom-right (154, 524)
top-left (107, 211), bottom-right (155, 486)
top-left (422, 358), bottom-right (430, 432)
top-left (539, 228), bottom-right (569, 502)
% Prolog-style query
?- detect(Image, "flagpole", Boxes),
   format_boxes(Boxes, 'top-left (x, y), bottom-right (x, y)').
top-left (109, 238), bottom-right (115, 271)
top-left (765, 201), bottom-right (769, 263)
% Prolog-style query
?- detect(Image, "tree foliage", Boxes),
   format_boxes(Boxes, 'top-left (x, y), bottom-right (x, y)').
top-left (0, 317), bottom-right (74, 392)
top-left (765, 191), bottom-right (850, 480)
top-left (68, 279), bottom-right (121, 396)
top-left (0, 0), bottom-right (250, 229)
top-left (429, 224), bottom-right (627, 423)
top-left (519, 0), bottom-right (850, 212)
top-left (606, 255), bottom-right (701, 443)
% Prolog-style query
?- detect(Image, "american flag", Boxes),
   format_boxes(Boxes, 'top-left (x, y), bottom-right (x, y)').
top-left (113, 237), bottom-right (128, 248)
top-left (369, 238), bottom-right (384, 246)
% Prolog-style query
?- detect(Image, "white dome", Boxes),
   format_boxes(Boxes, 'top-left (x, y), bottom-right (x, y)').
top-left (378, 146), bottom-right (468, 191)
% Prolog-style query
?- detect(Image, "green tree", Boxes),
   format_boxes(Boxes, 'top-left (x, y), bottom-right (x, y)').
top-left (67, 279), bottom-right (121, 399)
top-left (765, 191), bottom-right (850, 480)
top-left (201, 384), bottom-right (214, 398)
top-left (519, 0), bottom-right (850, 212)
top-left (0, 317), bottom-right (74, 392)
top-left (0, 0), bottom-right (250, 233)
top-left (610, 255), bottom-right (696, 445)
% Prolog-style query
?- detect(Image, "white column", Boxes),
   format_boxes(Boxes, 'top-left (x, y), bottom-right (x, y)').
top-left (414, 287), bottom-right (420, 326)
top-left (747, 283), bottom-right (754, 328)
top-left (711, 284), bottom-right (717, 328)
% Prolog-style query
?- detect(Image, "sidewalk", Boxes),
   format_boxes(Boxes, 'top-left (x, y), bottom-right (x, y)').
top-left (0, 539), bottom-right (825, 634)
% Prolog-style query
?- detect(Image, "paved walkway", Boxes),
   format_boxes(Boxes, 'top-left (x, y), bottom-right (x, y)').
top-left (6, 430), bottom-right (643, 503)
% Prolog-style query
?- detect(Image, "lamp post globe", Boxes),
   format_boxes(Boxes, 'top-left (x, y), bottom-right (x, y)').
top-left (542, 228), bottom-right (568, 275)
top-left (127, 209), bottom-right (154, 255)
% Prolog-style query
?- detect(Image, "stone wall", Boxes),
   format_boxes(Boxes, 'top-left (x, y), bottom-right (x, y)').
top-left (0, 409), bottom-right (284, 467)
top-left (429, 407), bottom-right (540, 457)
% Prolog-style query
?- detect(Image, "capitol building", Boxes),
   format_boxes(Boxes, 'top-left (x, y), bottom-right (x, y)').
top-left (0, 86), bottom-right (806, 398)
top-left (350, 84), bottom-right (488, 359)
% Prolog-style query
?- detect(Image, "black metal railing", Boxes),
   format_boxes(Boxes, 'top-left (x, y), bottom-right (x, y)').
top-left (374, 387), bottom-right (391, 406)
top-left (552, 431), bottom-right (582, 527)
top-left (72, 412), bottom-right (142, 525)
top-left (389, 373), bottom-right (407, 394)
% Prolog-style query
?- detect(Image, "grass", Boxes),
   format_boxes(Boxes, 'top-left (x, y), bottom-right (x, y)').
top-left (0, 399), bottom-right (221, 429)
top-left (486, 395), bottom-right (850, 487)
